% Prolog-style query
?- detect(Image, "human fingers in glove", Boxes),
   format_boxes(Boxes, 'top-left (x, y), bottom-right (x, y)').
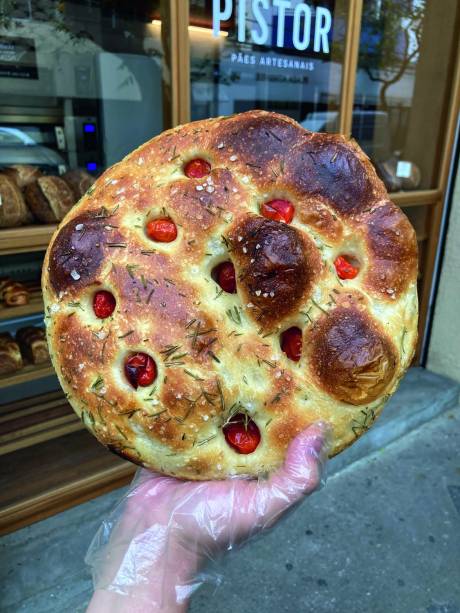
top-left (86, 422), bottom-right (329, 613)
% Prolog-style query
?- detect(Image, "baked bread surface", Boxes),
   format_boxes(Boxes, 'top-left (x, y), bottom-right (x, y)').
top-left (42, 111), bottom-right (418, 479)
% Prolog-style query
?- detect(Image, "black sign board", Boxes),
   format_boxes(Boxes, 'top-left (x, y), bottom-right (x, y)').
top-left (0, 36), bottom-right (38, 79)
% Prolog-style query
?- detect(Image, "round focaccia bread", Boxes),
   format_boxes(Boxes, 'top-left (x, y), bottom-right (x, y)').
top-left (42, 111), bottom-right (418, 480)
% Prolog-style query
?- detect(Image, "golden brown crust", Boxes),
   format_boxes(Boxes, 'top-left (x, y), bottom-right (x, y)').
top-left (307, 306), bottom-right (397, 405)
top-left (229, 215), bottom-right (323, 328)
top-left (42, 110), bottom-right (418, 480)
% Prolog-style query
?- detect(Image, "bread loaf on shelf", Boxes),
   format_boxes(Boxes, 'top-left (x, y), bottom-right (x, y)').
top-left (3, 164), bottom-right (43, 189)
top-left (0, 173), bottom-right (31, 228)
top-left (0, 333), bottom-right (23, 375)
top-left (0, 278), bottom-right (30, 306)
top-left (63, 169), bottom-right (95, 200)
top-left (25, 176), bottom-right (75, 223)
top-left (16, 326), bottom-right (49, 365)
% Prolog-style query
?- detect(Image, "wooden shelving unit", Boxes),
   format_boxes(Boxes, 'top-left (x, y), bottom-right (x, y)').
top-left (0, 427), bottom-right (135, 535)
top-left (0, 224), bottom-right (56, 256)
top-left (0, 287), bottom-right (44, 321)
top-left (0, 391), bottom-right (82, 456)
top-left (0, 362), bottom-right (55, 389)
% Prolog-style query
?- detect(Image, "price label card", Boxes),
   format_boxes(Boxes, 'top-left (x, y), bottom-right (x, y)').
top-left (396, 161), bottom-right (412, 178)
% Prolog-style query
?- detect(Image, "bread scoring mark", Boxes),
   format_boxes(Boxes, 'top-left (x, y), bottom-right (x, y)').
top-left (49, 214), bottom-right (115, 295)
top-left (308, 306), bottom-right (397, 405)
top-left (229, 215), bottom-right (322, 328)
top-left (362, 201), bottom-right (418, 299)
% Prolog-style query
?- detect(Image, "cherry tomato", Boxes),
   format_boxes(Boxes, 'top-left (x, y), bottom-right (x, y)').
top-left (146, 218), bottom-right (177, 243)
top-left (280, 327), bottom-right (303, 362)
top-left (93, 290), bottom-right (116, 319)
top-left (124, 352), bottom-right (157, 389)
top-left (261, 199), bottom-right (294, 224)
top-left (184, 158), bottom-right (211, 179)
top-left (214, 261), bottom-right (237, 293)
top-left (223, 413), bottom-right (261, 454)
top-left (334, 255), bottom-right (359, 280)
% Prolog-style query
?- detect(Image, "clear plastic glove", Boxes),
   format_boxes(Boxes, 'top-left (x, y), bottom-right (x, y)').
top-left (86, 423), bottom-right (329, 612)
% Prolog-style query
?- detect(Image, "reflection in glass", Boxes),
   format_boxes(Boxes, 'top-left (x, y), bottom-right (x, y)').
top-left (353, 0), bottom-right (460, 191)
top-left (0, 1), bottom-right (166, 175)
top-left (190, 0), bottom-right (348, 128)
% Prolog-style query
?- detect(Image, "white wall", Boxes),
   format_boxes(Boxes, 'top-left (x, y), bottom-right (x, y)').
top-left (427, 160), bottom-right (460, 382)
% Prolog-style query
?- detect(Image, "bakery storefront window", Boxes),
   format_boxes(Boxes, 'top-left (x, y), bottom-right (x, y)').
top-left (352, 0), bottom-right (460, 192)
top-left (0, 0), bottom-right (168, 400)
top-left (189, 0), bottom-right (348, 126)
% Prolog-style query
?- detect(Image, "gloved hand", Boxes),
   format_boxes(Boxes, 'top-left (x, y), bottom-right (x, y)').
top-left (86, 423), bottom-right (329, 612)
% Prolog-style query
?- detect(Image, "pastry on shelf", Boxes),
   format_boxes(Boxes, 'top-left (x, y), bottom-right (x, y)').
top-left (0, 278), bottom-right (30, 306)
top-left (16, 326), bottom-right (49, 365)
top-left (63, 169), bottom-right (95, 201)
top-left (3, 164), bottom-right (43, 189)
top-left (0, 333), bottom-right (23, 375)
top-left (0, 173), bottom-right (31, 228)
top-left (25, 176), bottom-right (75, 223)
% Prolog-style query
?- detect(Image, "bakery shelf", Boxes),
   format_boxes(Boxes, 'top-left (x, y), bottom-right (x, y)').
top-left (0, 362), bottom-right (55, 389)
top-left (391, 189), bottom-right (441, 207)
top-left (0, 391), bottom-right (83, 456)
top-left (0, 427), bottom-right (135, 535)
top-left (0, 288), bottom-right (44, 321)
top-left (0, 224), bottom-right (57, 256)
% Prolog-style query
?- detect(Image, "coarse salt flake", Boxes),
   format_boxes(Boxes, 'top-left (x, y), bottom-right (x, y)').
top-left (196, 185), bottom-right (204, 191)
top-left (217, 143), bottom-right (224, 149)
top-left (75, 223), bottom-right (84, 231)
top-left (229, 155), bottom-right (238, 161)
top-left (70, 269), bottom-right (80, 281)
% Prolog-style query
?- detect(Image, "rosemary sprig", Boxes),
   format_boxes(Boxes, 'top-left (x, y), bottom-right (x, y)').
top-left (146, 289), bottom-right (155, 304)
top-left (126, 264), bottom-right (139, 279)
top-left (118, 330), bottom-right (134, 339)
top-left (226, 306), bottom-right (242, 325)
top-left (197, 434), bottom-right (217, 447)
top-left (311, 297), bottom-right (328, 315)
top-left (256, 355), bottom-right (276, 369)
top-left (184, 369), bottom-right (205, 382)
top-left (401, 327), bottom-right (408, 355)
top-left (115, 425), bottom-right (128, 439)
top-left (68, 301), bottom-right (84, 311)
top-left (91, 375), bottom-right (104, 391)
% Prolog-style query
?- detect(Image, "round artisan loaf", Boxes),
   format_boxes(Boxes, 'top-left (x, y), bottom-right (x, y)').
top-left (42, 111), bottom-right (418, 480)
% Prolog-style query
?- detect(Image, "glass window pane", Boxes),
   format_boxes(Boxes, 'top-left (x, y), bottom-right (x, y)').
top-left (353, 0), bottom-right (459, 192)
top-left (189, 0), bottom-right (349, 129)
top-left (0, 1), bottom-right (168, 177)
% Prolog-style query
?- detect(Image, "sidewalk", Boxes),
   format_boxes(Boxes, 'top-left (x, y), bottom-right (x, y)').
top-left (1, 369), bottom-right (459, 613)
